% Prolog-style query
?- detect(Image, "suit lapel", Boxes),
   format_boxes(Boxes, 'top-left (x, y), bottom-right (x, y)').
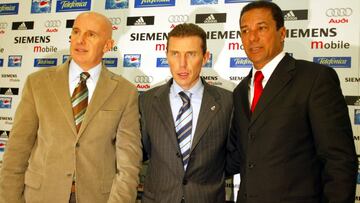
top-left (190, 80), bottom-right (221, 153)
top-left (153, 80), bottom-right (180, 151)
top-left (238, 71), bottom-right (252, 121)
top-left (77, 66), bottom-right (118, 137)
top-left (250, 54), bottom-right (295, 125)
top-left (49, 61), bottom-right (77, 135)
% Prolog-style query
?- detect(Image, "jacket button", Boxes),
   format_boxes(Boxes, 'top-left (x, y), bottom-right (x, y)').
top-left (182, 179), bottom-right (188, 185)
top-left (248, 162), bottom-right (255, 169)
top-left (76, 142), bottom-right (80, 147)
top-left (176, 152), bottom-right (181, 158)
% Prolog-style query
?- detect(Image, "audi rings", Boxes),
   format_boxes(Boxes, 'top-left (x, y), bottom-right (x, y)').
top-left (168, 15), bottom-right (189, 23)
top-left (44, 20), bottom-right (61, 28)
top-left (0, 22), bottom-right (8, 29)
top-left (109, 17), bottom-right (121, 25)
top-left (135, 76), bottom-right (153, 83)
top-left (326, 8), bottom-right (352, 17)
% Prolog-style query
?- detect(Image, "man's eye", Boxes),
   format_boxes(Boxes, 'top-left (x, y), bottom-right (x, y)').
top-left (187, 52), bottom-right (196, 57)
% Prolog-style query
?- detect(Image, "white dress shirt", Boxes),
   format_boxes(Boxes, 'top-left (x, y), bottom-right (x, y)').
top-left (170, 79), bottom-right (204, 148)
top-left (249, 51), bottom-right (286, 104)
top-left (69, 60), bottom-right (101, 103)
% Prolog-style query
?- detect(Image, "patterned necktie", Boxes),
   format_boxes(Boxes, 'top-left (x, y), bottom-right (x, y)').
top-left (251, 71), bottom-right (264, 112)
top-left (71, 72), bottom-right (90, 132)
top-left (175, 91), bottom-right (193, 170)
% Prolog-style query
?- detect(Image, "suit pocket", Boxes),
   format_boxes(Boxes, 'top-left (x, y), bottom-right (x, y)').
top-left (24, 170), bottom-right (42, 189)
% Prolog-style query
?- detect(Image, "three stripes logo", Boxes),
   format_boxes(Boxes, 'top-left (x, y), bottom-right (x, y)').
top-left (0, 130), bottom-right (10, 138)
top-left (195, 13), bottom-right (226, 24)
top-left (0, 88), bottom-right (19, 95)
top-left (12, 21), bottom-right (34, 30)
top-left (127, 16), bottom-right (155, 26)
top-left (283, 10), bottom-right (308, 21)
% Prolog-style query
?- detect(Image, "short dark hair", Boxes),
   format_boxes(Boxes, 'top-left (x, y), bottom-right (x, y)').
top-left (167, 23), bottom-right (207, 55)
top-left (240, 1), bottom-right (284, 30)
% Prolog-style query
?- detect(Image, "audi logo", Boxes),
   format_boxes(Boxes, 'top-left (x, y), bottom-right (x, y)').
top-left (109, 17), bottom-right (121, 25)
top-left (0, 22), bottom-right (8, 29)
top-left (135, 76), bottom-right (153, 83)
top-left (326, 8), bottom-right (352, 17)
top-left (168, 15), bottom-right (189, 23)
top-left (44, 20), bottom-right (61, 28)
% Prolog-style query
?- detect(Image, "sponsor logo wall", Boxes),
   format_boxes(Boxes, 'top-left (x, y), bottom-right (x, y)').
top-left (0, 0), bottom-right (359, 202)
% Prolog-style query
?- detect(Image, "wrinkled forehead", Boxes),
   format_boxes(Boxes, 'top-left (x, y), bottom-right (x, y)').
top-left (74, 12), bottom-right (112, 35)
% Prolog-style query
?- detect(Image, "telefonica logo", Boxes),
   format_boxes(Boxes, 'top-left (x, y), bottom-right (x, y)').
top-left (135, 0), bottom-right (175, 8)
top-left (225, 0), bottom-right (271, 3)
top-left (230, 57), bottom-right (253, 68)
top-left (102, 58), bottom-right (118, 68)
top-left (34, 58), bottom-right (57, 67)
top-left (313, 57), bottom-right (351, 68)
top-left (0, 3), bottom-right (19, 15)
top-left (56, 0), bottom-right (91, 12)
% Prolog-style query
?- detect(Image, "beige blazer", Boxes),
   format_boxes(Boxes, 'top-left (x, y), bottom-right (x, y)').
top-left (0, 60), bottom-right (142, 203)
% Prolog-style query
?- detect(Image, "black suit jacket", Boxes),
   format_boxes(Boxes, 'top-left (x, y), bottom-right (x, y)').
top-left (140, 79), bottom-right (233, 203)
top-left (227, 54), bottom-right (357, 203)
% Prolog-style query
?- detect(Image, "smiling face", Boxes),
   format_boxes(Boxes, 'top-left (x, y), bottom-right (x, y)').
top-left (70, 12), bottom-right (114, 71)
top-left (167, 36), bottom-right (209, 90)
top-left (240, 8), bottom-right (285, 70)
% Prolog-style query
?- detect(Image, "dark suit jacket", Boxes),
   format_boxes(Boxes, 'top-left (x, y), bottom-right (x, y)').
top-left (140, 78), bottom-right (233, 203)
top-left (227, 54), bottom-right (357, 203)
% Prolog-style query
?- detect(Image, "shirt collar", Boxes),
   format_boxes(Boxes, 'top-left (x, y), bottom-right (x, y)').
top-left (69, 60), bottom-right (102, 83)
top-left (252, 51), bottom-right (285, 81)
top-left (171, 78), bottom-right (204, 99)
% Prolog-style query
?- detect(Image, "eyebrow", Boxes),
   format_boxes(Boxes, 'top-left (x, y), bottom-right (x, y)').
top-left (240, 21), bottom-right (268, 29)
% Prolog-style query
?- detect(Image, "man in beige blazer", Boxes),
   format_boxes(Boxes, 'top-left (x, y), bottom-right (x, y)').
top-left (0, 12), bottom-right (142, 203)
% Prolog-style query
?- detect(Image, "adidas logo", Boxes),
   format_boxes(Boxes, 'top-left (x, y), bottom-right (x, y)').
top-left (284, 11), bottom-right (298, 21)
top-left (135, 17), bottom-right (146, 26)
top-left (204, 14), bottom-right (217, 23)
top-left (4, 88), bottom-right (13, 95)
top-left (17, 22), bottom-right (28, 30)
top-left (355, 99), bottom-right (360, 106)
top-left (0, 131), bottom-right (8, 138)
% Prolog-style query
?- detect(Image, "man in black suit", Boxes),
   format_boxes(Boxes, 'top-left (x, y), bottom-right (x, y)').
top-left (140, 23), bottom-right (232, 202)
top-left (226, 1), bottom-right (357, 202)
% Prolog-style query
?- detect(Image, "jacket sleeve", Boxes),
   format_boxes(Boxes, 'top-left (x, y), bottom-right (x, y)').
top-left (308, 67), bottom-right (357, 202)
top-left (107, 86), bottom-right (142, 203)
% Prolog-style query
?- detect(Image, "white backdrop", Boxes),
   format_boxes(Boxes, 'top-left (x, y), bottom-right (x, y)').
top-left (0, 0), bottom-right (359, 202)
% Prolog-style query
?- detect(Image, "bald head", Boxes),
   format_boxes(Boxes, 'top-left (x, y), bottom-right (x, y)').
top-left (75, 12), bottom-right (113, 39)
top-left (70, 11), bottom-right (114, 71)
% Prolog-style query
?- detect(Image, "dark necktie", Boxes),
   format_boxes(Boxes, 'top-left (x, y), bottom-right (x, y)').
top-left (251, 71), bottom-right (264, 112)
top-left (71, 72), bottom-right (90, 132)
top-left (175, 91), bottom-right (192, 170)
